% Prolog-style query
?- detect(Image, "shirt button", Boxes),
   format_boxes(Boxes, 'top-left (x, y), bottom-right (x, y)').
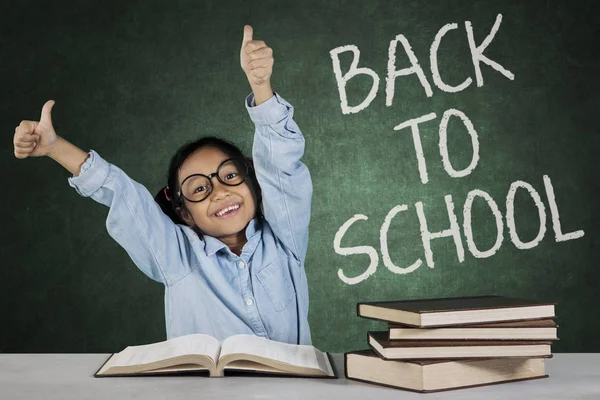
top-left (246, 298), bottom-right (253, 306)
top-left (238, 261), bottom-right (246, 269)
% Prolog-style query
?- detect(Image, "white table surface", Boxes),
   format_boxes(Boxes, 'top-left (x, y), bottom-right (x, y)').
top-left (0, 353), bottom-right (598, 399)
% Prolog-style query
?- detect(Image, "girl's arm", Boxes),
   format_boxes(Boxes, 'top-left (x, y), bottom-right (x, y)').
top-left (240, 26), bottom-right (312, 262)
top-left (67, 149), bottom-right (195, 286)
top-left (13, 101), bottom-right (193, 286)
top-left (248, 92), bottom-right (313, 262)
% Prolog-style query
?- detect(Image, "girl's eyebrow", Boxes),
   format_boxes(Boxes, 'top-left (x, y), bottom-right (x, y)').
top-left (179, 164), bottom-right (221, 180)
top-left (182, 168), bottom-right (214, 177)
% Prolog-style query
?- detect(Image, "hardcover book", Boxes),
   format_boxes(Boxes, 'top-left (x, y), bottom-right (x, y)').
top-left (368, 331), bottom-right (553, 359)
top-left (358, 295), bottom-right (555, 327)
top-left (387, 319), bottom-right (558, 340)
top-left (345, 350), bottom-right (548, 393)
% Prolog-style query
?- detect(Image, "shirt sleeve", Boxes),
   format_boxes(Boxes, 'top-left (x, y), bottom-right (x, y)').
top-left (68, 150), bottom-right (194, 286)
top-left (246, 92), bottom-right (313, 262)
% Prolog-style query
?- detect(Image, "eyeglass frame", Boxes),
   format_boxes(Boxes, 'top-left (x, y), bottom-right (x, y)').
top-left (176, 157), bottom-right (250, 203)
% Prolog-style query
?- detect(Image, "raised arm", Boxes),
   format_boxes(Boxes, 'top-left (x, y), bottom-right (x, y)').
top-left (248, 94), bottom-right (313, 261)
top-left (13, 101), bottom-right (193, 285)
top-left (240, 26), bottom-right (313, 261)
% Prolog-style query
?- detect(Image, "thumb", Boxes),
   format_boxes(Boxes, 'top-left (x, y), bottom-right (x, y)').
top-left (241, 25), bottom-right (253, 48)
top-left (40, 100), bottom-right (55, 125)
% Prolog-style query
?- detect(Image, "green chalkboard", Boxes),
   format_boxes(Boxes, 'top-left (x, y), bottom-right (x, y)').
top-left (1, 0), bottom-right (598, 353)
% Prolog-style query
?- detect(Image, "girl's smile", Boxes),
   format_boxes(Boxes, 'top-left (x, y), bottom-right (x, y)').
top-left (213, 202), bottom-right (242, 218)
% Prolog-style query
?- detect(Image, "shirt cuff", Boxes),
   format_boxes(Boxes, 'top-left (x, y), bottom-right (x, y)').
top-left (68, 150), bottom-right (110, 197)
top-left (245, 91), bottom-right (292, 126)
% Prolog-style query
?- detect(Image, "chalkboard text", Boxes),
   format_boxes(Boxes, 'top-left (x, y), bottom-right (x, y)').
top-left (329, 13), bottom-right (585, 285)
top-left (394, 109), bottom-right (479, 184)
top-left (334, 175), bottom-right (585, 284)
top-left (329, 13), bottom-right (514, 114)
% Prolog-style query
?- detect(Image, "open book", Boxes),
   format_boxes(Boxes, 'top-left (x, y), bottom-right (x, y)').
top-left (95, 333), bottom-right (336, 378)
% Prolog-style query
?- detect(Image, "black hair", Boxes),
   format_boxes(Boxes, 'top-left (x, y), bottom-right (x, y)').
top-left (154, 136), bottom-right (262, 233)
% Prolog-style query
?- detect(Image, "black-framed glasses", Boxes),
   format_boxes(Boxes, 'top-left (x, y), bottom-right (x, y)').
top-left (177, 158), bottom-right (249, 203)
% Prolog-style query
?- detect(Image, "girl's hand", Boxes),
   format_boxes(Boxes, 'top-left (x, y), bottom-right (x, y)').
top-left (13, 100), bottom-right (57, 158)
top-left (240, 25), bottom-right (274, 86)
top-left (13, 100), bottom-right (58, 159)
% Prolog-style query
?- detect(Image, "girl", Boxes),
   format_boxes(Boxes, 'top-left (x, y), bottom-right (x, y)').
top-left (12, 25), bottom-right (313, 346)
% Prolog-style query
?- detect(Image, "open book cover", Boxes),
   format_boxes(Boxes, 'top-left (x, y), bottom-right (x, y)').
top-left (345, 350), bottom-right (549, 393)
top-left (357, 295), bottom-right (555, 327)
top-left (94, 333), bottom-right (337, 378)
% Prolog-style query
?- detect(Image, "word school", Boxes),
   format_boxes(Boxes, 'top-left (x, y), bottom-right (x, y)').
top-left (333, 175), bottom-right (584, 285)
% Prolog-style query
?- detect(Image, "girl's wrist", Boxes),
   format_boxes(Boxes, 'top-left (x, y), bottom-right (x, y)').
top-left (47, 136), bottom-right (89, 176)
top-left (47, 136), bottom-right (65, 159)
top-left (250, 81), bottom-right (274, 106)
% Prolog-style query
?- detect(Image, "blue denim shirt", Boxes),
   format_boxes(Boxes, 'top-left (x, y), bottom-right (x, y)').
top-left (68, 92), bottom-right (313, 345)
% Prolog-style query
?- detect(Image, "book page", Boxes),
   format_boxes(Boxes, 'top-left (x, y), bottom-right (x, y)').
top-left (110, 334), bottom-right (221, 368)
top-left (223, 360), bottom-right (282, 374)
top-left (219, 335), bottom-right (333, 376)
top-left (137, 364), bottom-right (210, 374)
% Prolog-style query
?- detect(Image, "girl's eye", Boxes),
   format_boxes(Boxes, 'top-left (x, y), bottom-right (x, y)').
top-left (194, 186), bottom-right (208, 193)
top-left (225, 172), bottom-right (237, 180)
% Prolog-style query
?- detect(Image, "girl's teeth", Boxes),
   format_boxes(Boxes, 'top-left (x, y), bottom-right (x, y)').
top-left (217, 204), bottom-right (239, 216)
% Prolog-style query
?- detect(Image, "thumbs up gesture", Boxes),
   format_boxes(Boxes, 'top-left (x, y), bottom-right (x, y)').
top-left (240, 25), bottom-right (274, 86)
top-left (13, 100), bottom-right (58, 159)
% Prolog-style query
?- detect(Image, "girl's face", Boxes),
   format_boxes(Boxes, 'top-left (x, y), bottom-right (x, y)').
top-left (176, 146), bottom-right (256, 239)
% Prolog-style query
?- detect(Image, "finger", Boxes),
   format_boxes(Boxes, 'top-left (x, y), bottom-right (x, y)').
top-left (249, 67), bottom-right (272, 79)
top-left (14, 130), bottom-right (39, 144)
top-left (245, 40), bottom-right (266, 55)
top-left (14, 140), bottom-right (36, 149)
top-left (15, 129), bottom-right (40, 141)
top-left (40, 100), bottom-right (55, 125)
top-left (248, 46), bottom-right (273, 60)
top-left (19, 120), bottom-right (38, 133)
top-left (14, 147), bottom-right (33, 158)
top-left (14, 128), bottom-right (39, 142)
top-left (241, 25), bottom-right (253, 49)
top-left (14, 150), bottom-right (29, 159)
top-left (248, 58), bottom-right (274, 71)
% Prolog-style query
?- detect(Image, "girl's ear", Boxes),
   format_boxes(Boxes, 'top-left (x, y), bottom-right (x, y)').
top-left (176, 207), bottom-right (195, 227)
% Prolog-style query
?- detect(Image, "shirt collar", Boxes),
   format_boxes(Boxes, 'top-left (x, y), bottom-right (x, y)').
top-left (203, 218), bottom-right (262, 257)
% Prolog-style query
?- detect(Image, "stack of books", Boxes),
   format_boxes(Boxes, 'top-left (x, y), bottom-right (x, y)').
top-left (345, 295), bottom-right (558, 393)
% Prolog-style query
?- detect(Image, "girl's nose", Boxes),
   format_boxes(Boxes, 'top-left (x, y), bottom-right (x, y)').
top-left (210, 179), bottom-right (231, 200)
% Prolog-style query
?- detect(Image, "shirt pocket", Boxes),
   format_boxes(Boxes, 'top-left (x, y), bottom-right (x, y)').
top-left (257, 260), bottom-right (296, 312)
